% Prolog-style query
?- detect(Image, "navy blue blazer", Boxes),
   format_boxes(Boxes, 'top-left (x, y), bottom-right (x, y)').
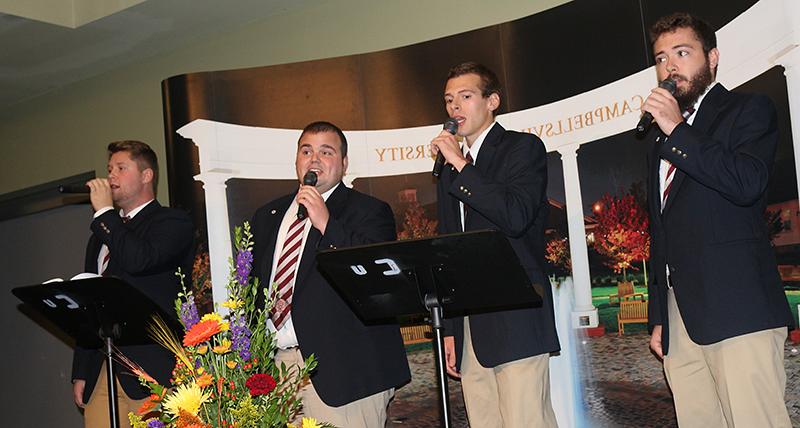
top-left (251, 183), bottom-right (410, 407)
top-left (646, 84), bottom-right (793, 354)
top-left (72, 200), bottom-right (194, 402)
top-left (438, 123), bottom-right (560, 369)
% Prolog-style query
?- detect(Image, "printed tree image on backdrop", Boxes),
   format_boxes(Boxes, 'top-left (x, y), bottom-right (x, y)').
top-left (545, 233), bottom-right (571, 277)
top-left (591, 192), bottom-right (650, 285)
top-left (397, 201), bottom-right (438, 240)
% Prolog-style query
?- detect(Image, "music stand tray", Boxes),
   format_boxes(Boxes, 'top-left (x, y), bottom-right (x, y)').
top-left (12, 277), bottom-right (178, 428)
top-left (316, 229), bottom-right (543, 427)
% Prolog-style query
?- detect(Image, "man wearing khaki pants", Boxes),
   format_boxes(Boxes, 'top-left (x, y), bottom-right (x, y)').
top-left (643, 13), bottom-right (793, 427)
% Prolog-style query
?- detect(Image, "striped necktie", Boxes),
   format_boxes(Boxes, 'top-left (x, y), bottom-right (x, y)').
top-left (270, 217), bottom-right (307, 329)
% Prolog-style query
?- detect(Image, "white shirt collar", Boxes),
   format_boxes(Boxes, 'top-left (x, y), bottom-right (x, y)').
top-left (121, 199), bottom-right (154, 219)
top-left (463, 121), bottom-right (497, 162)
top-left (321, 182), bottom-right (339, 201)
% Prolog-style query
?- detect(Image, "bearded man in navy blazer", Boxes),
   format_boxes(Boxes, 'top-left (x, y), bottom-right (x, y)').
top-left (430, 62), bottom-right (560, 428)
top-left (250, 121), bottom-right (410, 427)
top-left (643, 13), bottom-right (792, 427)
top-left (71, 140), bottom-right (194, 428)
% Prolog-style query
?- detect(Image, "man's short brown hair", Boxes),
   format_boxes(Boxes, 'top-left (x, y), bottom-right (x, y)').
top-left (108, 140), bottom-right (159, 191)
top-left (446, 61), bottom-right (503, 116)
top-left (650, 12), bottom-right (717, 55)
top-left (298, 121), bottom-right (348, 158)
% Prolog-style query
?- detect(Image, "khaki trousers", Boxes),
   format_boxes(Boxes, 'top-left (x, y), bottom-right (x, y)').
top-left (460, 317), bottom-right (558, 428)
top-left (665, 288), bottom-right (790, 428)
top-left (83, 362), bottom-right (147, 428)
top-left (275, 347), bottom-right (393, 428)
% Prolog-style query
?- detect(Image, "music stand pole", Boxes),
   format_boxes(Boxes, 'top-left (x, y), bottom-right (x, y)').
top-left (424, 293), bottom-right (451, 428)
top-left (103, 335), bottom-right (120, 428)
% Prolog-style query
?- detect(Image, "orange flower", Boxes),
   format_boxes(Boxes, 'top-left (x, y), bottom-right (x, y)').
top-left (196, 373), bottom-right (213, 388)
top-left (183, 319), bottom-right (222, 347)
top-left (136, 397), bottom-right (157, 415)
top-left (176, 409), bottom-right (208, 428)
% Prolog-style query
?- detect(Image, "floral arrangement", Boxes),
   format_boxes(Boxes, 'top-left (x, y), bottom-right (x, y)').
top-left (125, 222), bottom-right (319, 428)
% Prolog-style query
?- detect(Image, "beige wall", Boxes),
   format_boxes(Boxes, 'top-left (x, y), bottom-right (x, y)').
top-left (0, 0), bottom-right (568, 201)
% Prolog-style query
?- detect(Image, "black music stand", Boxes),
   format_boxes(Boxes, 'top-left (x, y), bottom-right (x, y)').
top-left (12, 277), bottom-right (178, 428)
top-left (316, 230), bottom-right (543, 428)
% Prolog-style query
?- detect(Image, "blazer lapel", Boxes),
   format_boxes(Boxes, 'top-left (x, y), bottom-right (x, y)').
top-left (461, 123), bottom-right (503, 230)
top-left (648, 141), bottom-right (664, 226)
top-left (474, 123), bottom-right (504, 174)
top-left (661, 169), bottom-right (686, 215)
top-left (443, 160), bottom-right (461, 230)
top-left (259, 198), bottom-right (293, 286)
top-left (85, 235), bottom-right (102, 273)
top-left (689, 83), bottom-right (726, 136)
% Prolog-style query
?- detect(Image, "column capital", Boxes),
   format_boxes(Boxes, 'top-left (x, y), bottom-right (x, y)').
top-left (556, 143), bottom-right (580, 158)
top-left (780, 47), bottom-right (800, 72)
top-left (194, 170), bottom-right (235, 187)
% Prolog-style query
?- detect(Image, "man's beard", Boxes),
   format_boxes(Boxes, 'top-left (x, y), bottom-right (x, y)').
top-left (671, 58), bottom-right (714, 112)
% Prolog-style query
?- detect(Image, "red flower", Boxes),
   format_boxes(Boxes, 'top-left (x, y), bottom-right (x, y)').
top-left (245, 373), bottom-right (276, 396)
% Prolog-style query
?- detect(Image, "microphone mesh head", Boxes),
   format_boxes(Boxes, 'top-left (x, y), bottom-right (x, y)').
top-left (303, 170), bottom-right (318, 186)
top-left (659, 78), bottom-right (677, 94)
top-left (443, 118), bottom-right (459, 135)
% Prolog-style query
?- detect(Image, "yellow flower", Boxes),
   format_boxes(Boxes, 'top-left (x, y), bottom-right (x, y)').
top-left (196, 367), bottom-right (205, 375)
top-left (196, 345), bottom-right (208, 355)
top-left (226, 360), bottom-right (237, 369)
top-left (162, 382), bottom-right (210, 417)
top-left (201, 313), bottom-right (222, 323)
top-left (213, 339), bottom-right (232, 354)
top-left (222, 299), bottom-right (243, 309)
top-left (200, 313), bottom-right (229, 331)
top-left (302, 417), bottom-right (323, 428)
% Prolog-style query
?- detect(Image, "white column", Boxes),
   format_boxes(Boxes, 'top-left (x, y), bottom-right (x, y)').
top-left (557, 144), bottom-right (598, 328)
top-left (195, 171), bottom-right (234, 310)
top-left (780, 46), bottom-right (800, 214)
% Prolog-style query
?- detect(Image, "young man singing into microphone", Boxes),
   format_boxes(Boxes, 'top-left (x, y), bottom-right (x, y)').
top-left (643, 13), bottom-right (792, 427)
top-left (250, 121), bottom-right (410, 427)
top-left (431, 62), bottom-right (560, 428)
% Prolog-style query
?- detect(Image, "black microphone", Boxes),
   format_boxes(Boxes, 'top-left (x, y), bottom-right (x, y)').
top-left (432, 117), bottom-right (460, 177)
top-left (58, 184), bottom-right (90, 194)
top-left (297, 170), bottom-right (318, 220)
top-left (636, 77), bottom-right (677, 134)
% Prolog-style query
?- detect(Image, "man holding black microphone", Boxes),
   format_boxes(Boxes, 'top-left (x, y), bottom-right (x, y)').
top-left (642, 13), bottom-right (792, 426)
top-left (430, 62), bottom-right (559, 427)
top-left (71, 140), bottom-right (194, 428)
top-left (250, 121), bottom-right (410, 427)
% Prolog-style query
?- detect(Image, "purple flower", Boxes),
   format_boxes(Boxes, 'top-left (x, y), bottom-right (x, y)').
top-left (230, 314), bottom-right (252, 361)
top-left (180, 296), bottom-right (200, 331)
top-left (235, 249), bottom-right (253, 286)
top-left (147, 420), bottom-right (165, 428)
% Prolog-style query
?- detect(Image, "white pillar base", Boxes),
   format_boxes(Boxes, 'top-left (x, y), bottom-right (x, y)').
top-left (571, 308), bottom-right (599, 329)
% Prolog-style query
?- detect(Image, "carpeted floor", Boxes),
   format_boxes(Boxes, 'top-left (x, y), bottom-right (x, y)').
top-left (388, 332), bottom-right (800, 427)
